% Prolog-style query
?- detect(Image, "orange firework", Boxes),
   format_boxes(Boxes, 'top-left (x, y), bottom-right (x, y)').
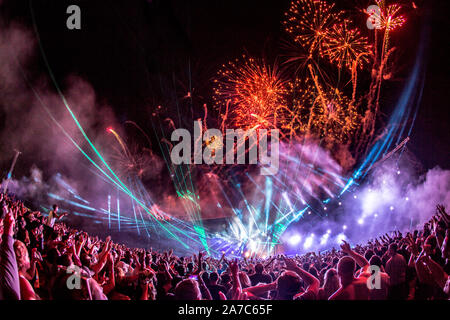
top-left (285, 78), bottom-right (315, 136)
top-left (213, 56), bottom-right (289, 131)
top-left (323, 20), bottom-right (372, 71)
top-left (283, 0), bottom-right (339, 58)
top-left (375, 1), bottom-right (406, 31)
top-left (288, 77), bottom-right (361, 144)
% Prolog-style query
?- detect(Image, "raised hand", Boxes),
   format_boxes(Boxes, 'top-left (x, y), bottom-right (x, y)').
top-left (405, 234), bottom-right (418, 256)
top-left (340, 240), bottom-right (352, 254)
top-left (133, 253), bottom-right (142, 270)
top-left (283, 257), bottom-right (298, 271)
top-left (3, 210), bottom-right (15, 237)
top-left (436, 204), bottom-right (449, 225)
top-left (229, 258), bottom-right (239, 275)
top-left (31, 248), bottom-right (42, 262)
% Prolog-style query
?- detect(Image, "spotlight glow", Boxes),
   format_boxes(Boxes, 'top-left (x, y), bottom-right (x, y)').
top-left (336, 233), bottom-right (347, 244)
top-left (288, 234), bottom-right (302, 246)
top-left (320, 233), bottom-right (330, 245)
top-left (303, 235), bottom-right (314, 249)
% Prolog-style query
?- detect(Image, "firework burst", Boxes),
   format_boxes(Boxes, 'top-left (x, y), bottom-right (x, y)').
top-left (213, 56), bottom-right (289, 131)
top-left (107, 128), bottom-right (155, 178)
top-left (323, 20), bottom-right (372, 71)
top-left (374, 1), bottom-right (406, 31)
top-left (288, 77), bottom-right (361, 144)
top-left (283, 0), bottom-right (339, 58)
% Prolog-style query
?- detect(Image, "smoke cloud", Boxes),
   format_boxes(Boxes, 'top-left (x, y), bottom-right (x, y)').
top-left (282, 157), bottom-right (450, 254)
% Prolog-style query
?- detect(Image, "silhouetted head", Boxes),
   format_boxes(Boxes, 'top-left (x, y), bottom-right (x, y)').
top-left (337, 256), bottom-right (355, 281)
top-left (277, 271), bottom-right (302, 300)
top-left (175, 279), bottom-right (201, 300)
top-left (255, 263), bottom-right (264, 274)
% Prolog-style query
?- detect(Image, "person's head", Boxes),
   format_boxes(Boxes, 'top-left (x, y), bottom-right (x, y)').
top-left (309, 266), bottom-right (319, 279)
top-left (254, 263), bottom-right (264, 274)
top-left (52, 271), bottom-right (91, 300)
top-left (424, 235), bottom-right (437, 255)
top-left (388, 243), bottom-right (398, 257)
top-left (444, 276), bottom-right (450, 298)
top-left (369, 255), bottom-right (383, 269)
top-left (238, 271), bottom-right (251, 288)
top-left (156, 272), bottom-right (172, 292)
top-left (52, 204), bottom-right (58, 212)
top-left (324, 268), bottom-right (338, 282)
top-left (59, 253), bottom-right (73, 267)
top-left (115, 267), bottom-right (126, 283)
top-left (200, 271), bottom-right (209, 284)
top-left (175, 264), bottom-right (185, 277)
top-left (124, 250), bottom-right (133, 265)
top-left (13, 240), bottom-right (30, 272)
top-left (174, 279), bottom-right (201, 300)
top-left (80, 252), bottom-right (92, 268)
top-left (323, 268), bottom-right (340, 293)
top-left (46, 247), bottom-right (60, 265)
top-left (337, 256), bottom-right (356, 283)
top-left (364, 249), bottom-right (375, 261)
top-left (332, 257), bottom-right (339, 267)
top-left (276, 271), bottom-right (302, 300)
top-left (221, 273), bottom-right (231, 285)
top-left (18, 216), bottom-right (26, 229)
top-left (209, 272), bottom-right (219, 284)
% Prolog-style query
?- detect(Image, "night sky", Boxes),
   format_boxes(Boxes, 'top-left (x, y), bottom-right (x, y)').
top-left (0, 0), bottom-right (448, 173)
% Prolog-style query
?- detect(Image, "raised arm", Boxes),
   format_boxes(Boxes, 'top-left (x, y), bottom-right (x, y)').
top-left (229, 259), bottom-right (243, 300)
top-left (102, 253), bottom-right (116, 295)
top-left (243, 281), bottom-right (277, 297)
top-left (91, 239), bottom-right (112, 275)
top-left (0, 211), bottom-right (21, 300)
top-left (414, 251), bottom-right (434, 285)
top-left (340, 241), bottom-right (369, 271)
top-left (197, 271), bottom-right (212, 300)
top-left (284, 257), bottom-right (320, 297)
top-left (419, 255), bottom-right (448, 289)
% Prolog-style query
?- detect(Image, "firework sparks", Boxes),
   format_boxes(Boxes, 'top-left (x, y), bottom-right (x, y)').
top-left (288, 76), bottom-right (361, 144)
top-left (375, 1), bottom-right (406, 32)
top-left (107, 127), bottom-right (154, 178)
top-left (213, 56), bottom-right (289, 131)
top-left (323, 20), bottom-right (372, 71)
top-left (283, 0), bottom-right (339, 58)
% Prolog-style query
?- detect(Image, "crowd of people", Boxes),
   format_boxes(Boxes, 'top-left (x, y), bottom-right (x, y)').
top-left (0, 191), bottom-right (449, 300)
